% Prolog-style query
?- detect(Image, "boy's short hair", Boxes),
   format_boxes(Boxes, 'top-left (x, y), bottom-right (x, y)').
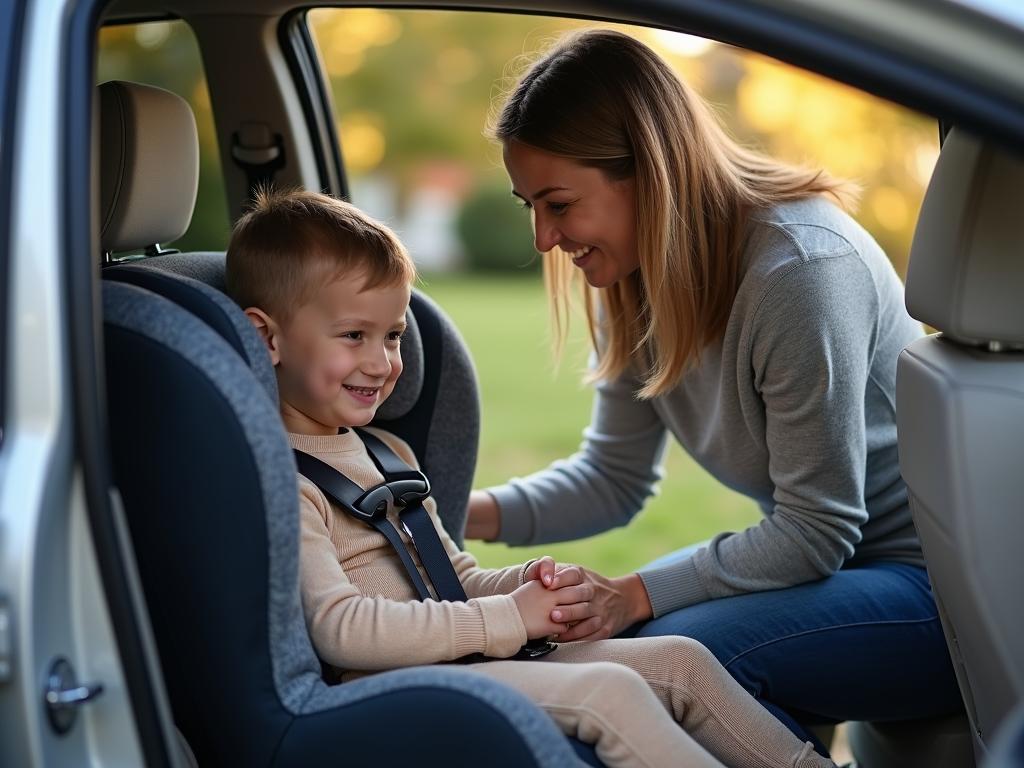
top-left (226, 187), bottom-right (416, 323)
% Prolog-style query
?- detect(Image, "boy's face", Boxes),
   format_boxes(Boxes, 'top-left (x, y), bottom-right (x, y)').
top-left (266, 271), bottom-right (410, 436)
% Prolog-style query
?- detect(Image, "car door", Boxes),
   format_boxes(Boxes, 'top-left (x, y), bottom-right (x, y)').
top-left (0, 0), bottom-right (179, 765)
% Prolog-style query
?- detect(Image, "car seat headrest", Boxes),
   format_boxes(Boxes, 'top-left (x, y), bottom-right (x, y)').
top-left (99, 80), bottom-right (199, 254)
top-left (905, 128), bottom-right (1024, 348)
top-left (104, 251), bottom-right (426, 420)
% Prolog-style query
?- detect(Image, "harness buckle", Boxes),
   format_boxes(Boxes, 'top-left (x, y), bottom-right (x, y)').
top-left (353, 472), bottom-right (431, 520)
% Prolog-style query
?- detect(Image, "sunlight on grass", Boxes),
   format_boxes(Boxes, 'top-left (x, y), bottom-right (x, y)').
top-left (417, 273), bottom-right (762, 576)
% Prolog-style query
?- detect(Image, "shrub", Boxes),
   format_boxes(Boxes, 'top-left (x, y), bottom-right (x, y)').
top-left (456, 184), bottom-right (540, 272)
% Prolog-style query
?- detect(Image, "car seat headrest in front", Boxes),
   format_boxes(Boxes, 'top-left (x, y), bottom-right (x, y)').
top-left (905, 128), bottom-right (1024, 348)
top-left (98, 80), bottom-right (199, 253)
top-left (897, 126), bottom-right (1024, 757)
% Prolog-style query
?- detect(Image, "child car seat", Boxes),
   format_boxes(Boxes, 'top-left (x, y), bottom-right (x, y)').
top-left (97, 79), bottom-right (602, 767)
top-left (103, 253), bottom-right (477, 545)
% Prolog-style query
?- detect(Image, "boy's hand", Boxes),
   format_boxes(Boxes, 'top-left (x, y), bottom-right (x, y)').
top-left (521, 556), bottom-right (604, 640)
top-left (510, 579), bottom-right (594, 640)
top-left (523, 556), bottom-right (583, 590)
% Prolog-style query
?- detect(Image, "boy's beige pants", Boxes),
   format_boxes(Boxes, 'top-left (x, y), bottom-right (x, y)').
top-left (470, 636), bottom-right (835, 768)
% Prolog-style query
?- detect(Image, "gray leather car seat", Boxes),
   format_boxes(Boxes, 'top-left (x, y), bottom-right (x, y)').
top-left (96, 79), bottom-right (601, 767)
top-left (895, 127), bottom-right (1024, 765)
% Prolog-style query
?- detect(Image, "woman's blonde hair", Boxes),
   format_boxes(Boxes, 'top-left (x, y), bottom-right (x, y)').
top-left (489, 28), bottom-right (858, 398)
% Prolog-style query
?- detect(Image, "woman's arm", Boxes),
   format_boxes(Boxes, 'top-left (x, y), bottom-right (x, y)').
top-left (639, 251), bottom-right (898, 616)
top-left (465, 490), bottom-right (501, 541)
top-left (473, 368), bottom-right (670, 545)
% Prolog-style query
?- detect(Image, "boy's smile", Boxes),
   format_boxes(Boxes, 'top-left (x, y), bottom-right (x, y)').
top-left (256, 271), bottom-right (410, 436)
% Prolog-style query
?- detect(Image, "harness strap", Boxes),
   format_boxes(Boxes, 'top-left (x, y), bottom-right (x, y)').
top-left (293, 428), bottom-right (468, 603)
top-left (356, 430), bottom-right (469, 602)
top-left (400, 503), bottom-right (468, 602)
top-left (294, 430), bottom-right (557, 662)
top-left (292, 447), bottom-right (434, 601)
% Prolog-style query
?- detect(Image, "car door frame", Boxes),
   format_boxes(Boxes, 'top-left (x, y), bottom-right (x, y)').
top-left (0, 0), bottom-right (179, 765)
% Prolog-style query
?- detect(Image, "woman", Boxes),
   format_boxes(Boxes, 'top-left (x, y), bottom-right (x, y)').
top-left (467, 27), bottom-right (962, 741)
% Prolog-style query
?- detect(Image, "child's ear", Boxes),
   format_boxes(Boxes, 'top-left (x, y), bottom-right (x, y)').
top-left (244, 307), bottom-right (282, 366)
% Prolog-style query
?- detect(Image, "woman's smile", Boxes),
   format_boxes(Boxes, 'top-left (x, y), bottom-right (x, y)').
top-left (567, 244), bottom-right (593, 264)
top-left (502, 141), bottom-right (638, 289)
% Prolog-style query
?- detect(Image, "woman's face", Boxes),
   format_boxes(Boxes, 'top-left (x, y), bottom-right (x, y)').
top-left (502, 141), bottom-right (639, 289)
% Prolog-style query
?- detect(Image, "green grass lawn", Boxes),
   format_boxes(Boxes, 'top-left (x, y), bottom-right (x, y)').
top-left (417, 272), bottom-right (762, 576)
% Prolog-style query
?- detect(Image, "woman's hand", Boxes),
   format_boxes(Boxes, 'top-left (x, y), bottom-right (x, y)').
top-left (553, 569), bottom-right (653, 642)
top-left (465, 490), bottom-right (501, 541)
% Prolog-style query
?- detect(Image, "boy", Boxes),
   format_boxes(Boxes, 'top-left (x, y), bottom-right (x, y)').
top-left (225, 188), bottom-right (835, 768)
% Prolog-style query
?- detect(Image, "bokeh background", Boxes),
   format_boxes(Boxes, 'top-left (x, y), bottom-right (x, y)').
top-left (97, 10), bottom-right (939, 578)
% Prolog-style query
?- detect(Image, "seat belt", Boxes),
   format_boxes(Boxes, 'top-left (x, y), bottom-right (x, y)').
top-left (231, 122), bottom-right (286, 205)
top-left (293, 429), bottom-right (555, 660)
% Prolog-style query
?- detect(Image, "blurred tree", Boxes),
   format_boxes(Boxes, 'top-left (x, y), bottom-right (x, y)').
top-left (309, 10), bottom-right (937, 277)
top-left (309, 11), bottom-right (579, 176)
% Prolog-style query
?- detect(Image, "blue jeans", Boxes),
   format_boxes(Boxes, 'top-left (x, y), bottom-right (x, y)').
top-left (628, 544), bottom-right (964, 743)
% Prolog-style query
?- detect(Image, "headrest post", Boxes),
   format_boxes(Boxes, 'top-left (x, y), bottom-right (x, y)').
top-left (144, 243), bottom-right (181, 258)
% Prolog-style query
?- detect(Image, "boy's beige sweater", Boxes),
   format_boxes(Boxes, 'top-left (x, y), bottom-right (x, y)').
top-left (290, 428), bottom-right (529, 681)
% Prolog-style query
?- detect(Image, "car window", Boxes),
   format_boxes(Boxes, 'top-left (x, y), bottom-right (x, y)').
top-left (0, 0), bottom-right (25, 446)
top-left (304, 8), bottom-right (939, 576)
top-left (97, 20), bottom-right (230, 252)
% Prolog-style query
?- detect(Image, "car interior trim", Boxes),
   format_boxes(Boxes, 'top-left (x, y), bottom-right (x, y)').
top-left (98, 0), bottom-right (1024, 147)
top-left (63, 0), bottom-right (179, 765)
top-left (0, 0), bottom-right (27, 446)
top-left (279, 10), bottom-right (348, 199)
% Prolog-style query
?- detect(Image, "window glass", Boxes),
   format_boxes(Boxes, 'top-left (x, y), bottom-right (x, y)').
top-left (305, 9), bottom-right (936, 576)
top-left (308, 9), bottom-right (937, 278)
top-left (97, 21), bottom-right (230, 252)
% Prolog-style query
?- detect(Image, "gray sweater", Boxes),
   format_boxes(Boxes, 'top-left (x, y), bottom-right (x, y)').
top-left (488, 197), bottom-right (926, 618)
